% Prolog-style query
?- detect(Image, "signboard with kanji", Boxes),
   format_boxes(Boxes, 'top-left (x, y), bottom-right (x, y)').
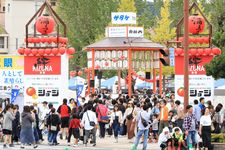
top-left (105, 26), bottom-right (144, 37)
top-left (111, 12), bottom-right (136, 24)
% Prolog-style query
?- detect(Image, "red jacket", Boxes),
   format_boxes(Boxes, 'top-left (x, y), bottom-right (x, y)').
top-left (69, 118), bottom-right (80, 129)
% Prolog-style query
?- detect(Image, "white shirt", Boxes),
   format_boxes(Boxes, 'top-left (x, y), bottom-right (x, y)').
top-left (137, 110), bottom-right (151, 130)
top-left (110, 111), bottom-right (123, 124)
top-left (81, 110), bottom-right (97, 130)
top-left (40, 106), bottom-right (49, 121)
top-left (200, 115), bottom-right (212, 126)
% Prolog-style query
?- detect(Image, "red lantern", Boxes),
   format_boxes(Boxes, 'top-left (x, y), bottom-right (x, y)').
top-left (70, 71), bottom-right (76, 77)
top-left (189, 15), bottom-right (205, 34)
top-left (203, 37), bottom-right (209, 43)
top-left (175, 48), bottom-right (183, 55)
top-left (192, 38), bottom-right (198, 44)
top-left (40, 37), bottom-right (48, 43)
top-left (204, 48), bottom-right (211, 56)
top-left (189, 38), bottom-right (193, 43)
top-left (120, 55), bottom-right (125, 60)
top-left (18, 48), bottom-right (25, 55)
top-left (95, 65), bottom-right (100, 69)
top-left (105, 62), bottom-right (109, 66)
top-left (178, 37), bottom-right (184, 42)
top-left (24, 48), bottom-right (31, 55)
top-left (27, 38), bottom-right (33, 43)
top-left (197, 48), bottom-right (204, 56)
top-left (45, 48), bottom-right (52, 55)
top-left (199, 37), bottom-right (204, 44)
top-left (31, 49), bottom-right (38, 56)
top-left (189, 49), bottom-right (197, 56)
top-left (112, 58), bottom-right (117, 62)
top-left (52, 48), bottom-right (59, 55)
top-left (35, 15), bottom-right (55, 35)
top-left (212, 48), bottom-right (221, 55)
top-left (67, 48), bottom-right (75, 55)
top-left (59, 47), bottom-right (66, 55)
top-left (77, 71), bottom-right (83, 76)
top-left (38, 49), bottom-right (44, 56)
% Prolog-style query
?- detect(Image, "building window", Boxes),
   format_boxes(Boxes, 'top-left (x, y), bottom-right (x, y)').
top-left (0, 37), bottom-right (4, 48)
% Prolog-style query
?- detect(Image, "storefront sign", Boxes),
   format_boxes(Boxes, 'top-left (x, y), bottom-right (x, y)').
top-left (24, 56), bottom-right (61, 75)
top-left (111, 12), bottom-right (136, 24)
top-left (105, 26), bottom-right (144, 37)
top-left (175, 75), bottom-right (214, 104)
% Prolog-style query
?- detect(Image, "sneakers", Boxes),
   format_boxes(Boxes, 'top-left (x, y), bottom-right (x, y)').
top-left (20, 145), bottom-right (25, 149)
top-left (93, 143), bottom-right (96, 147)
top-left (67, 142), bottom-right (70, 146)
top-left (33, 145), bottom-right (38, 149)
top-left (3, 144), bottom-right (7, 148)
top-left (9, 144), bottom-right (14, 147)
top-left (131, 146), bottom-right (137, 150)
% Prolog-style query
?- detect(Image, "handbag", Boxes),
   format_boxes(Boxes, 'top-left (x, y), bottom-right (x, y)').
top-left (87, 112), bottom-right (95, 127)
top-left (98, 106), bottom-right (109, 123)
top-left (126, 108), bottom-right (134, 120)
top-left (141, 112), bottom-right (148, 127)
top-left (50, 125), bottom-right (57, 131)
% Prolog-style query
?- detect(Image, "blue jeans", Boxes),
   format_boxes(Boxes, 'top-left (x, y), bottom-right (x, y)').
top-left (133, 129), bottom-right (149, 150)
top-left (187, 131), bottom-right (196, 148)
top-left (112, 122), bottom-right (120, 138)
top-left (49, 131), bottom-right (58, 144)
top-left (33, 128), bottom-right (39, 142)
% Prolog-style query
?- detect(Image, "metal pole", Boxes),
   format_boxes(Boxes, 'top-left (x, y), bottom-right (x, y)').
top-left (118, 69), bottom-right (121, 94)
top-left (128, 48), bottom-right (132, 97)
top-left (159, 53), bottom-right (163, 95)
top-left (184, 0), bottom-right (189, 110)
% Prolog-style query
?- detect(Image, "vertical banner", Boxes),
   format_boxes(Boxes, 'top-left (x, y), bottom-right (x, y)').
top-left (76, 85), bottom-right (84, 106)
top-left (11, 89), bottom-right (20, 104)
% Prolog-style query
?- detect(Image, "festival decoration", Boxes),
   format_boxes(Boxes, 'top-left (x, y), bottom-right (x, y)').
top-left (189, 14), bottom-right (205, 34)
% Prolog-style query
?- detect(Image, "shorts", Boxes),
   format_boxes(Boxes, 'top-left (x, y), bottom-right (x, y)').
top-left (71, 128), bottom-right (80, 139)
top-left (3, 129), bottom-right (12, 135)
top-left (61, 117), bottom-right (70, 128)
top-left (152, 130), bottom-right (158, 137)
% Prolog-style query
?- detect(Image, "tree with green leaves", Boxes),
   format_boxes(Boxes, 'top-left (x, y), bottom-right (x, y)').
top-left (117, 0), bottom-right (136, 12)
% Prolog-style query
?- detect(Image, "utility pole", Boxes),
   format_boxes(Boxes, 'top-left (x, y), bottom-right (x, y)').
top-left (183, 0), bottom-right (189, 110)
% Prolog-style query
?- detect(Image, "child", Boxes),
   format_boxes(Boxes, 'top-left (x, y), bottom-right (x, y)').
top-left (150, 114), bottom-right (159, 143)
top-left (172, 127), bottom-right (186, 150)
top-left (68, 113), bottom-right (81, 147)
top-left (158, 127), bottom-right (172, 150)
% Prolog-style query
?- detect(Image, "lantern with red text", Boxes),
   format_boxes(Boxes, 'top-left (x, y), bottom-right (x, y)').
top-left (35, 15), bottom-right (55, 35)
top-left (52, 48), bottom-right (59, 55)
top-left (45, 48), bottom-right (52, 55)
top-left (31, 49), bottom-right (38, 56)
top-left (38, 49), bottom-right (44, 56)
top-left (18, 48), bottom-right (25, 55)
top-left (189, 15), bottom-right (205, 34)
top-left (24, 48), bottom-right (31, 55)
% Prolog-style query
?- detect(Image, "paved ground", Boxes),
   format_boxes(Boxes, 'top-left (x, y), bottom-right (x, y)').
top-left (0, 136), bottom-right (160, 150)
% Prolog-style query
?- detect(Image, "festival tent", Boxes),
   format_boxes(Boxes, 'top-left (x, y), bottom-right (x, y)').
top-left (136, 82), bottom-right (153, 89)
top-left (68, 76), bottom-right (85, 91)
top-left (101, 76), bottom-right (125, 89)
top-left (214, 79), bottom-right (225, 89)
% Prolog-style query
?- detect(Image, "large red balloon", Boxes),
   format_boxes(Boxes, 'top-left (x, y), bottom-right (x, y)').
top-left (35, 15), bottom-right (55, 35)
top-left (189, 15), bottom-right (205, 34)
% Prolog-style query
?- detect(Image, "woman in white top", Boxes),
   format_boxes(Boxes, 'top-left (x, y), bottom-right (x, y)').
top-left (110, 104), bottom-right (122, 143)
top-left (199, 107), bottom-right (212, 150)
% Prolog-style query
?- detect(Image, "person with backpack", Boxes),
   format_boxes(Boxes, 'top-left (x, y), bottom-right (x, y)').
top-left (132, 104), bottom-right (151, 150)
top-left (47, 108), bottom-right (61, 145)
top-left (81, 104), bottom-right (97, 147)
top-left (57, 98), bottom-right (71, 140)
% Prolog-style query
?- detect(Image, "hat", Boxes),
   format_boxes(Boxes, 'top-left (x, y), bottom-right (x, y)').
top-left (162, 127), bottom-right (170, 133)
top-left (42, 101), bottom-right (48, 104)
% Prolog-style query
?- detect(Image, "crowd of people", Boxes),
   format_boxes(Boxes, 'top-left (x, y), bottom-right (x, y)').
top-left (0, 91), bottom-right (224, 150)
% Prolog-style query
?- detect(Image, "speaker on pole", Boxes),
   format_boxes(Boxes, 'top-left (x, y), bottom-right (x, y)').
top-left (90, 80), bottom-right (95, 87)
top-left (145, 72), bottom-right (151, 79)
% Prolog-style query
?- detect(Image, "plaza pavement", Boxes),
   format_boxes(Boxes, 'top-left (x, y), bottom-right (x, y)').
top-left (0, 136), bottom-right (160, 150)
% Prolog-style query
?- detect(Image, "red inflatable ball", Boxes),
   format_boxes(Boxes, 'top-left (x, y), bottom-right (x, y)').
top-left (35, 15), bottom-right (55, 35)
top-left (18, 48), bottom-right (25, 55)
top-left (24, 48), bottom-right (31, 55)
top-left (204, 48), bottom-right (212, 56)
top-left (189, 15), bottom-right (205, 34)
top-left (31, 49), bottom-right (38, 56)
top-left (67, 47), bottom-right (75, 55)
top-left (59, 47), bottom-right (66, 55)
top-left (45, 48), bottom-right (52, 55)
top-left (52, 48), bottom-right (59, 55)
top-left (197, 48), bottom-right (204, 56)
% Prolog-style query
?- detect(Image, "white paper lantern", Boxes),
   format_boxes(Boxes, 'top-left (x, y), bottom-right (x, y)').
top-left (118, 51), bottom-right (122, 57)
top-left (88, 61), bottom-right (92, 68)
top-left (95, 51), bottom-right (99, 59)
top-left (123, 51), bottom-right (128, 57)
top-left (123, 60), bottom-right (128, 68)
top-left (112, 51), bottom-right (116, 58)
top-left (118, 60), bottom-right (122, 68)
top-left (87, 51), bottom-right (92, 59)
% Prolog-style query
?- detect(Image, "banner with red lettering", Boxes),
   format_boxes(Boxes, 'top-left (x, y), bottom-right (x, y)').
top-left (24, 56), bottom-right (61, 75)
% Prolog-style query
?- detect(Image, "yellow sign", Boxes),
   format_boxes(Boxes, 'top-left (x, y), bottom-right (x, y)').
top-left (0, 56), bottom-right (24, 69)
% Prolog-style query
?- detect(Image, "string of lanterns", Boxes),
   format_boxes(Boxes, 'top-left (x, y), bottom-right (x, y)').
top-left (174, 47), bottom-right (221, 56)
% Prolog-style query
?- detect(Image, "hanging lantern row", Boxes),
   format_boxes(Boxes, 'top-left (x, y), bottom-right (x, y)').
top-left (175, 47), bottom-right (221, 56)
top-left (17, 47), bottom-right (75, 56)
top-left (69, 70), bottom-right (83, 77)
top-left (25, 37), bottom-right (68, 44)
top-left (178, 37), bottom-right (209, 44)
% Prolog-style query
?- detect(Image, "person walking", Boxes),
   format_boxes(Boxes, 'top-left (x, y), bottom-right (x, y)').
top-left (57, 98), bottom-right (71, 140)
top-left (212, 103), bottom-right (223, 133)
top-left (12, 105), bottom-right (20, 144)
top-left (159, 100), bottom-right (169, 134)
top-left (20, 106), bottom-right (38, 149)
top-left (193, 99), bottom-right (202, 125)
top-left (110, 104), bottom-right (123, 143)
top-left (132, 105), bottom-right (151, 150)
top-left (96, 100), bottom-right (109, 138)
top-left (174, 100), bottom-right (184, 130)
top-left (199, 107), bottom-right (213, 150)
top-left (2, 104), bottom-right (15, 148)
top-left (183, 105), bottom-right (198, 149)
top-left (47, 108), bottom-right (61, 145)
top-left (81, 104), bottom-right (97, 147)
top-left (39, 101), bottom-right (49, 141)
top-left (68, 113), bottom-right (81, 147)
top-left (30, 106), bottom-right (39, 144)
